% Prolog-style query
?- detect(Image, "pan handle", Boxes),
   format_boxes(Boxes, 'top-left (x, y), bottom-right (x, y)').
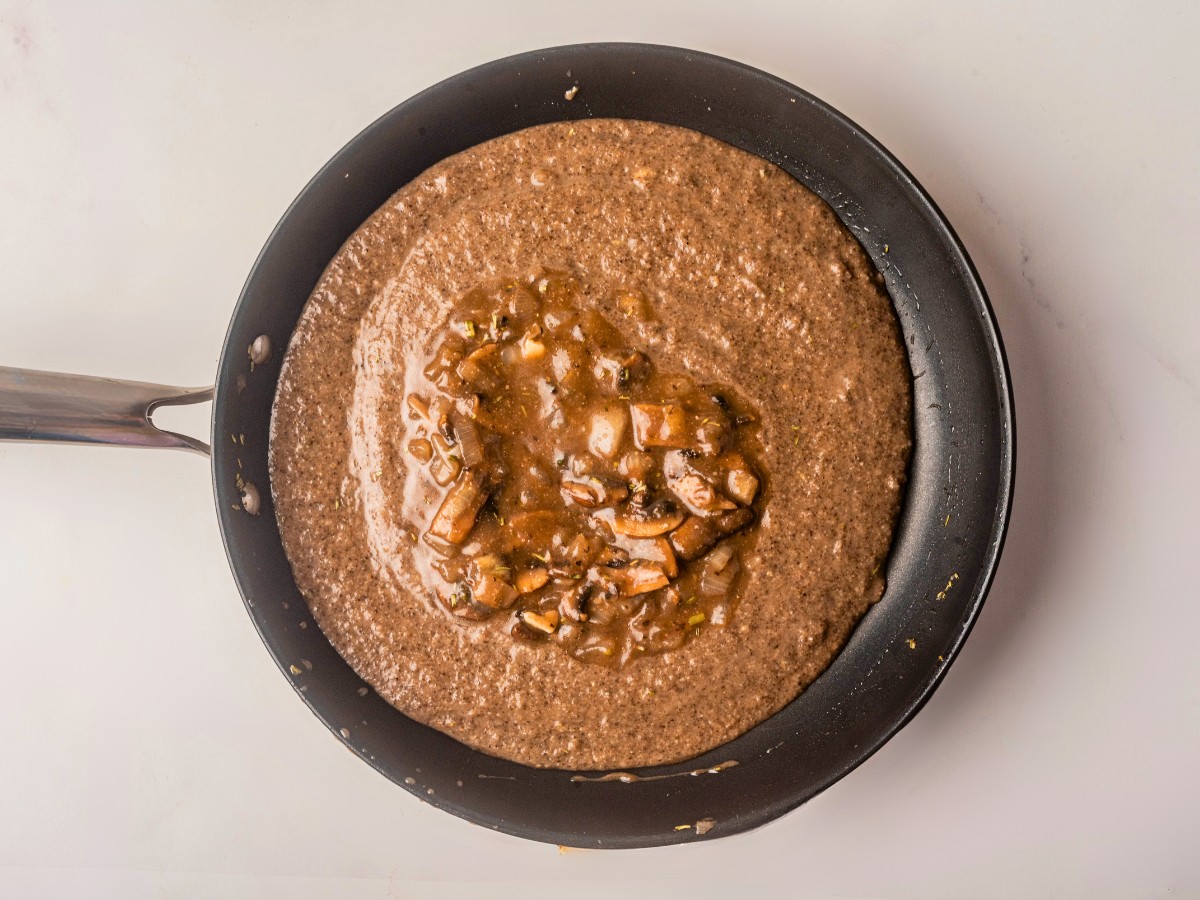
top-left (0, 367), bottom-right (214, 456)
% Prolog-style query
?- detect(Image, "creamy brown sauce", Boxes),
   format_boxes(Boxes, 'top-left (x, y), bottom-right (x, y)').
top-left (269, 119), bottom-right (912, 770)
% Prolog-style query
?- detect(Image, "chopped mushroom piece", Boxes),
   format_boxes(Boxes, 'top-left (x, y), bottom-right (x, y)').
top-left (663, 450), bottom-right (737, 515)
top-left (469, 555), bottom-right (519, 609)
top-left (668, 508), bottom-right (755, 561)
top-left (520, 609), bottom-right (560, 634)
top-left (668, 471), bottom-right (737, 516)
top-left (515, 567), bottom-right (550, 594)
top-left (406, 393), bottom-right (430, 420)
top-left (428, 473), bottom-right (488, 544)
top-left (587, 405), bottom-right (628, 459)
top-left (618, 449), bottom-right (654, 480)
top-left (630, 403), bottom-right (690, 448)
top-left (408, 438), bottom-right (433, 462)
top-left (725, 461), bottom-right (759, 506)
top-left (667, 516), bottom-right (715, 561)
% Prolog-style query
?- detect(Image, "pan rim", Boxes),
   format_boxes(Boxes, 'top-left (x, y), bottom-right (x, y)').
top-left (211, 41), bottom-right (1015, 848)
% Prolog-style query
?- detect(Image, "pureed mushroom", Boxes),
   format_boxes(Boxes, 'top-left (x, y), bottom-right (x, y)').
top-left (400, 270), bottom-right (767, 667)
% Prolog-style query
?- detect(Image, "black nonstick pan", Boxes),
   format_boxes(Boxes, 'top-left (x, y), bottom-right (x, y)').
top-left (0, 43), bottom-right (1013, 848)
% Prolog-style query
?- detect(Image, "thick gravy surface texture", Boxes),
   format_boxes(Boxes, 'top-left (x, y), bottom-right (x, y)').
top-left (269, 119), bottom-right (911, 769)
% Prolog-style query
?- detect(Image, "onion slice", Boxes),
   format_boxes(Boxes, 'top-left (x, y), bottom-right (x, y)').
top-left (451, 412), bottom-right (485, 468)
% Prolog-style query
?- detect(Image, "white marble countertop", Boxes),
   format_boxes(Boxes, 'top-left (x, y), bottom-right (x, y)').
top-left (2, 2), bottom-right (1196, 897)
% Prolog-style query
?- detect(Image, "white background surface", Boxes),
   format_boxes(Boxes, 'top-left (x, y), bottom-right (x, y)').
top-left (1, 2), bottom-right (1197, 897)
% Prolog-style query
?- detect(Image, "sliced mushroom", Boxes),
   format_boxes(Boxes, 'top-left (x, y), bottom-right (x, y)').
top-left (629, 403), bottom-right (690, 448)
top-left (428, 473), bottom-right (488, 544)
top-left (613, 561), bottom-right (670, 597)
top-left (610, 498), bottom-right (685, 537)
top-left (456, 342), bottom-right (500, 386)
top-left (593, 545), bottom-right (631, 569)
top-left (610, 534), bottom-right (678, 578)
top-left (561, 476), bottom-right (629, 508)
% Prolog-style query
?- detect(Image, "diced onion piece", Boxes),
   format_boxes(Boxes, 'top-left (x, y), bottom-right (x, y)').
top-left (451, 413), bottom-right (485, 468)
top-left (429, 434), bottom-right (462, 486)
top-left (588, 405), bottom-right (628, 459)
top-left (630, 403), bottom-right (689, 448)
top-left (705, 541), bottom-right (736, 574)
top-left (700, 560), bottom-right (738, 596)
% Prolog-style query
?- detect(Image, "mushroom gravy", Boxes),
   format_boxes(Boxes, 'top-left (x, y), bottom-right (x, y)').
top-left (269, 119), bottom-right (912, 769)
top-left (399, 268), bottom-right (767, 667)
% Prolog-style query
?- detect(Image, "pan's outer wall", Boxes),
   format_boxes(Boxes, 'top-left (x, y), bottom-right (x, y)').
top-left (211, 44), bottom-right (1013, 849)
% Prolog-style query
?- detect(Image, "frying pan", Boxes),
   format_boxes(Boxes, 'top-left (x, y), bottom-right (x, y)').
top-left (0, 43), bottom-right (1013, 848)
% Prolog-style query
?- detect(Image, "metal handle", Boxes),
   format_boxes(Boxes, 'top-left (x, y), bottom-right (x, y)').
top-left (0, 367), bottom-right (214, 456)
